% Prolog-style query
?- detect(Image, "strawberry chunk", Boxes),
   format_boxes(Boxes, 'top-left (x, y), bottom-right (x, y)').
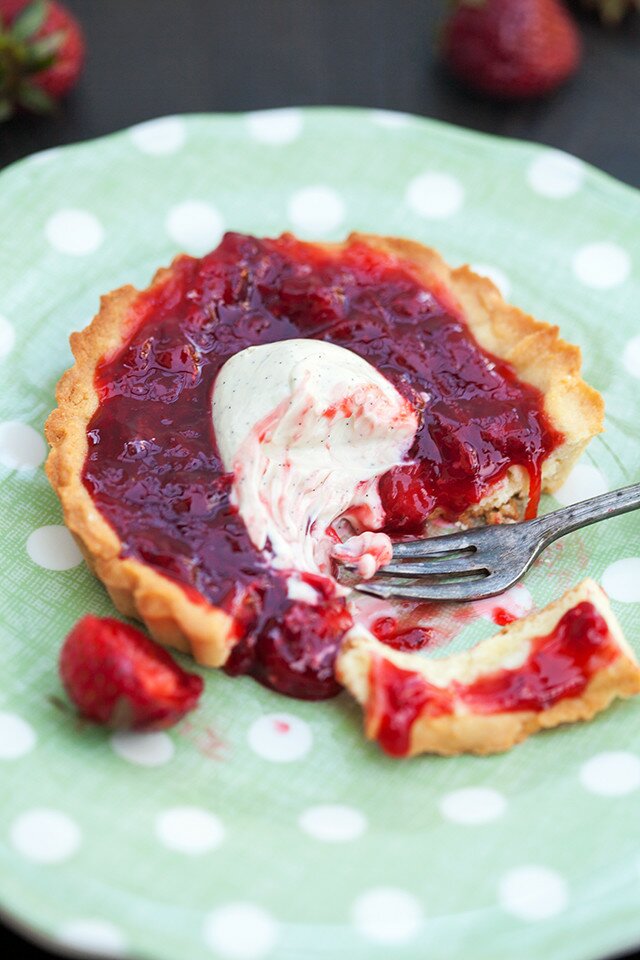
top-left (59, 615), bottom-right (203, 730)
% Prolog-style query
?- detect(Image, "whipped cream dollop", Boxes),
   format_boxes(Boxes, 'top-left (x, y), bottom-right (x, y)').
top-left (211, 339), bottom-right (418, 586)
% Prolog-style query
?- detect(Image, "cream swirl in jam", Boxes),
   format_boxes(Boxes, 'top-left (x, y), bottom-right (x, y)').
top-left (211, 339), bottom-right (418, 587)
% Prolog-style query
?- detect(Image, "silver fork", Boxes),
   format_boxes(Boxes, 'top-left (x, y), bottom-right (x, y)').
top-left (355, 481), bottom-right (640, 603)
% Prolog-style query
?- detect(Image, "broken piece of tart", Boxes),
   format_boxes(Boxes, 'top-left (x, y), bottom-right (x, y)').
top-left (46, 232), bottom-right (604, 702)
top-left (337, 579), bottom-right (640, 757)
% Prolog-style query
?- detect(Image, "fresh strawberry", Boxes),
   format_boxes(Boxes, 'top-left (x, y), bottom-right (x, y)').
top-left (59, 615), bottom-right (204, 730)
top-left (442, 0), bottom-right (581, 100)
top-left (0, 0), bottom-right (85, 120)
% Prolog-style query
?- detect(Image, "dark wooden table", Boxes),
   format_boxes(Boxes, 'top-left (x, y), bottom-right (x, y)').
top-left (1, 2), bottom-right (638, 957)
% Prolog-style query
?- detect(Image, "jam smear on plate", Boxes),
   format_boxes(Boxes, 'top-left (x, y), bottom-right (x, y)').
top-left (84, 233), bottom-right (561, 700)
top-left (369, 601), bottom-right (619, 756)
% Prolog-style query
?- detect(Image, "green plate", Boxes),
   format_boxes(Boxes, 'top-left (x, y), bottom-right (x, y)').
top-left (1, 108), bottom-right (639, 960)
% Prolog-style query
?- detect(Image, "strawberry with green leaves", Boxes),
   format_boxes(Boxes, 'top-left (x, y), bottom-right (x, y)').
top-left (0, 0), bottom-right (85, 120)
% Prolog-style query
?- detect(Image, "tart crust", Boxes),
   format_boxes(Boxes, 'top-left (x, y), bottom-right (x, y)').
top-left (337, 579), bottom-right (640, 757)
top-left (45, 275), bottom-right (237, 667)
top-left (46, 234), bottom-right (604, 668)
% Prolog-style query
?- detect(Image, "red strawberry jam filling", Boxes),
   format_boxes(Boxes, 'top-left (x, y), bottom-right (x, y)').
top-left (369, 601), bottom-right (619, 756)
top-left (84, 233), bottom-right (561, 700)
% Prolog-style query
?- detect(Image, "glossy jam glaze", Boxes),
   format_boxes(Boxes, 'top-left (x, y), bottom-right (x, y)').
top-left (84, 233), bottom-right (561, 699)
top-left (492, 608), bottom-right (518, 627)
top-left (370, 616), bottom-right (436, 652)
top-left (369, 601), bottom-right (619, 756)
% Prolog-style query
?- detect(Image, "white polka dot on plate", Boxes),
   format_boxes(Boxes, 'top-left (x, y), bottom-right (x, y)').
top-left (130, 116), bottom-right (187, 154)
top-left (0, 314), bottom-right (15, 360)
top-left (623, 334), bottom-right (640, 379)
top-left (203, 903), bottom-right (278, 960)
top-left (45, 209), bottom-right (104, 256)
top-left (572, 242), bottom-right (631, 290)
top-left (110, 731), bottom-right (175, 766)
top-left (406, 171), bottom-right (464, 219)
top-left (498, 866), bottom-right (568, 921)
top-left (0, 711), bottom-right (36, 759)
top-left (0, 420), bottom-right (47, 470)
top-left (156, 806), bottom-right (225, 854)
top-left (527, 150), bottom-right (585, 199)
top-left (351, 887), bottom-right (422, 944)
top-left (470, 263), bottom-right (511, 299)
top-left (10, 808), bottom-right (81, 863)
top-left (166, 200), bottom-right (224, 255)
top-left (26, 524), bottom-right (82, 570)
top-left (299, 804), bottom-right (367, 842)
top-left (439, 787), bottom-right (506, 825)
top-left (554, 462), bottom-right (608, 506)
top-left (580, 751), bottom-right (640, 796)
top-left (370, 109), bottom-right (411, 128)
top-left (0, 421), bottom-right (46, 470)
top-left (57, 919), bottom-right (127, 958)
top-left (601, 557), bottom-right (640, 603)
top-left (287, 186), bottom-right (345, 236)
top-left (246, 108), bottom-right (303, 145)
top-left (248, 713), bottom-right (312, 762)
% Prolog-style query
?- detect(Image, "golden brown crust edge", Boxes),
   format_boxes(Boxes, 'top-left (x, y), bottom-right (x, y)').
top-left (45, 266), bottom-right (237, 667)
top-left (46, 234), bottom-right (605, 670)
top-left (336, 579), bottom-right (640, 757)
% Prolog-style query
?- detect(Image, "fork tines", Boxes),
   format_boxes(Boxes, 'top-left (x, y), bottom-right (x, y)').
top-left (353, 525), bottom-right (516, 602)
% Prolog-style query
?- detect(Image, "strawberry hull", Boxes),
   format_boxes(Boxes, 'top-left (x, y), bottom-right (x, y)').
top-left (0, 0), bottom-right (85, 116)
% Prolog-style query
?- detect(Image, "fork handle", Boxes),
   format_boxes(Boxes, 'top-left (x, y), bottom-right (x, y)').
top-left (534, 480), bottom-right (640, 546)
